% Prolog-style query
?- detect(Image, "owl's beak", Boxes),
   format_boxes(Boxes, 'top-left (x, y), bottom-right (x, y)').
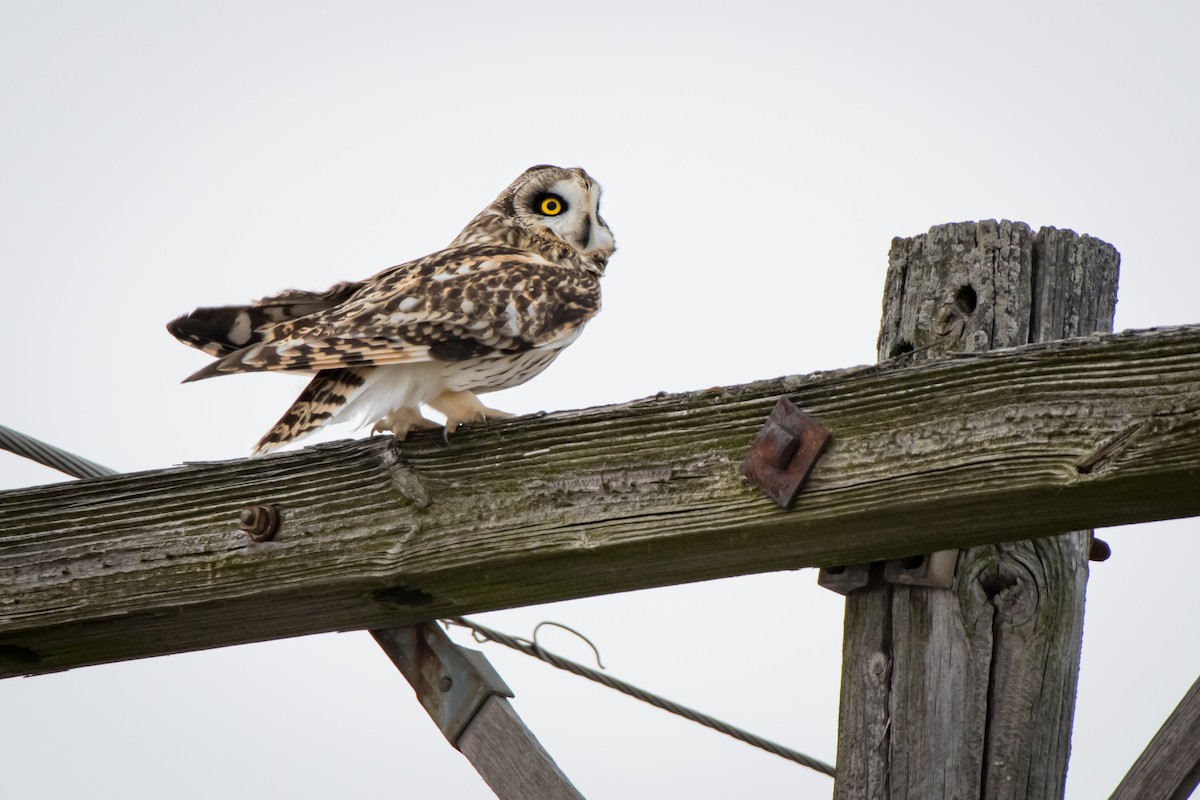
top-left (580, 218), bottom-right (615, 254)
top-left (576, 218), bottom-right (593, 251)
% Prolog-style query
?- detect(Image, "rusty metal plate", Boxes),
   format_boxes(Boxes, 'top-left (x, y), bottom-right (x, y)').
top-left (741, 397), bottom-right (831, 509)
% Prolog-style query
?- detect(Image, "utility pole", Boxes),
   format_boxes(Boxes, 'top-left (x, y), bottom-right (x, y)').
top-left (831, 221), bottom-right (1120, 799)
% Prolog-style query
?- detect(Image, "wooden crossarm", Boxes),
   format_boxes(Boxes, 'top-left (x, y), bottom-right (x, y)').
top-left (1, 324), bottom-right (1198, 678)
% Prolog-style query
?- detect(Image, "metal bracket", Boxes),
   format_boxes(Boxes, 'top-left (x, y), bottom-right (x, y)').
top-left (816, 563), bottom-right (873, 595)
top-left (373, 622), bottom-right (514, 746)
top-left (818, 550), bottom-right (961, 595)
top-left (883, 549), bottom-right (960, 589)
top-left (741, 398), bottom-right (831, 508)
top-left (820, 538), bottom-right (1104, 595)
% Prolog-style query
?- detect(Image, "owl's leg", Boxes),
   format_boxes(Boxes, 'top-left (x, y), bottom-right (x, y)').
top-left (428, 390), bottom-right (514, 435)
top-left (371, 407), bottom-right (439, 440)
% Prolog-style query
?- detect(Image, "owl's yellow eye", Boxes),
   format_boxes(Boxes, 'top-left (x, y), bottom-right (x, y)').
top-left (537, 195), bottom-right (565, 216)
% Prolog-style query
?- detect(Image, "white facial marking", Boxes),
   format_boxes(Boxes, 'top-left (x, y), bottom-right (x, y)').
top-left (530, 176), bottom-right (613, 255)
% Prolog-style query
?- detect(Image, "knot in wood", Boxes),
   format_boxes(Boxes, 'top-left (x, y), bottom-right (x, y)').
top-left (932, 284), bottom-right (980, 342)
top-left (977, 560), bottom-right (1039, 625)
top-left (866, 652), bottom-right (891, 684)
top-left (933, 303), bottom-right (967, 340)
top-left (239, 504), bottom-right (279, 542)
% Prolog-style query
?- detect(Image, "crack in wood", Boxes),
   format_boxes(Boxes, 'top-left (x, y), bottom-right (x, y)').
top-left (1076, 422), bottom-right (1147, 475)
top-left (536, 467), bottom-right (674, 494)
top-left (837, 220), bottom-right (1120, 800)
top-left (380, 447), bottom-right (432, 508)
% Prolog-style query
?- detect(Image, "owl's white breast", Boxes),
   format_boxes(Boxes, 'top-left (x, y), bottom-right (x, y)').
top-left (336, 347), bottom-right (568, 429)
top-left (442, 349), bottom-right (564, 394)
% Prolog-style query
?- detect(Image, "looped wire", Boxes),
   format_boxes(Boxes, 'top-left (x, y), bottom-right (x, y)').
top-left (532, 621), bottom-right (605, 670)
top-left (443, 615), bottom-right (835, 778)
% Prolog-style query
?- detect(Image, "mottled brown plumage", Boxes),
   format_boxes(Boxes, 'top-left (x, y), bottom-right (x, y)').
top-left (168, 165), bottom-right (615, 454)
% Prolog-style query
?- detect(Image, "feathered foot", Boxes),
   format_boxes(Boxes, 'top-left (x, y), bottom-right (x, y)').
top-left (428, 390), bottom-right (514, 436)
top-left (371, 408), bottom-right (440, 440)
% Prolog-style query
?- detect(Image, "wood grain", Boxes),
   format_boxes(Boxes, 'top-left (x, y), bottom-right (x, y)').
top-left (458, 697), bottom-right (586, 800)
top-left (836, 220), bottom-right (1118, 800)
top-left (1, 323), bottom-right (1198, 679)
top-left (1108, 675), bottom-right (1200, 800)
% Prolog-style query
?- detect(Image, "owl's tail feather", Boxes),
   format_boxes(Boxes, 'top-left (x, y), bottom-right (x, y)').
top-left (167, 282), bottom-right (363, 358)
top-left (252, 367), bottom-right (368, 455)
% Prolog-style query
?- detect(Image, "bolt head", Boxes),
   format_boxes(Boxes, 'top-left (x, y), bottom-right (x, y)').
top-left (757, 419), bottom-right (801, 469)
top-left (238, 504), bottom-right (279, 541)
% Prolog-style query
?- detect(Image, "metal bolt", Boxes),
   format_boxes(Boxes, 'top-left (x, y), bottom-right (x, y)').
top-left (239, 504), bottom-right (279, 542)
top-left (438, 675), bottom-right (453, 692)
top-left (757, 419), bottom-right (801, 470)
top-left (741, 398), bottom-right (832, 509)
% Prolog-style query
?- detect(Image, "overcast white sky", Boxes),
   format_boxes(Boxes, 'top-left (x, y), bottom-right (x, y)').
top-left (2, 2), bottom-right (1198, 798)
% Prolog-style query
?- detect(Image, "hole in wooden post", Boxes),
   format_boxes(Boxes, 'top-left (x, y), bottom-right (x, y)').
top-left (979, 570), bottom-right (1019, 600)
top-left (900, 554), bottom-right (924, 570)
top-left (955, 285), bottom-right (978, 314)
top-left (888, 340), bottom-right (915, 358)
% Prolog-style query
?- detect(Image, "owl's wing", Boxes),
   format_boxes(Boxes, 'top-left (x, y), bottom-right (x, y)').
top-left (181, 247), bottom-right (600, 382)
top-left (167, 281), bottom-right (364, 357)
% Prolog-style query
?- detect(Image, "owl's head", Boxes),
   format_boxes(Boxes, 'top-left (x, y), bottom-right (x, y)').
top-left (453, 165), bottom-right (616, 270)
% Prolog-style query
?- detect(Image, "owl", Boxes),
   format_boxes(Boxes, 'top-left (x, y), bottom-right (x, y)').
top-left (168, 165), bottom-right (615, 454)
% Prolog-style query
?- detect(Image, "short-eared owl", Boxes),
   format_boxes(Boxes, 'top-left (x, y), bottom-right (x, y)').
top-left (168, 165), bottom-right (615, 454)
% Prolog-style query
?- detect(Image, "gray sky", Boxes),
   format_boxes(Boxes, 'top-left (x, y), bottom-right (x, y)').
top-left (2, 1), bottom-right (1197, 797)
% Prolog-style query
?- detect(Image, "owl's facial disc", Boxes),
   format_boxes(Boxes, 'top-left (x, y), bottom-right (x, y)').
top-left (524, 175), bottom-right (614, 255)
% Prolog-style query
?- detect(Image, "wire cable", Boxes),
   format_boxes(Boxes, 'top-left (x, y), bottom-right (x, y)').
top-left (0, 424), bottom-right (117, 479)
top-left (445, 616), bottom-right (836, 778)
top-left (1, 424), bottom-right (835, 777)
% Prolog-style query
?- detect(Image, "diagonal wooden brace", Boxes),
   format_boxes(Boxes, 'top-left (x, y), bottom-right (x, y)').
top-left (374, 622), bottom-right (514, 745)
top-left (373, 623), bottom-right (585, 799)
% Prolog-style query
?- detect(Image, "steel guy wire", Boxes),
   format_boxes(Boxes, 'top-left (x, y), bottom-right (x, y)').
top-left (444, 616), bottom-right (837, 778)
top-left (1, 423), bottom-right (837, 778)
top-left (0, 424), bottom-right (117, 479)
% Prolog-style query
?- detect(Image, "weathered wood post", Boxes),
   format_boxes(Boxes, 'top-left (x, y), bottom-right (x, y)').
top-left (831, 221), bottom-right (1120, 799)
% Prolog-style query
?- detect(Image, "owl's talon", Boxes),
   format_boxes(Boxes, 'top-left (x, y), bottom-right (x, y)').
top-left (437, 407), bottom-right (515, 445)
top-left (430, 390), bottom-right (515, 439)
top-left (374, 408), bottom-right (438, 441)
